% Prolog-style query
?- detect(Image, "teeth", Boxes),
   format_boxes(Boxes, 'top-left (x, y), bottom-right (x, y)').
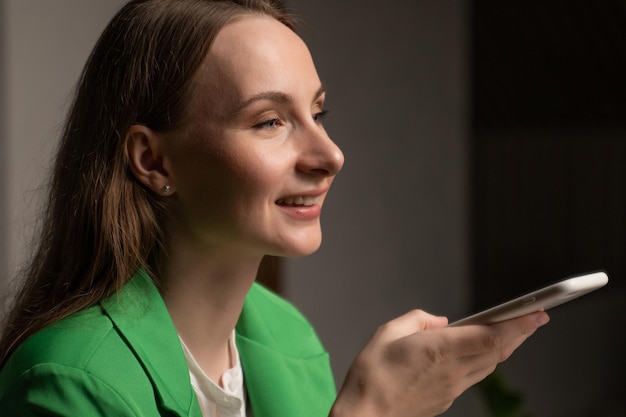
top-left (304, 196), bottom-right (320, 205)
top-left (277, 195), bottom-right (320, 206)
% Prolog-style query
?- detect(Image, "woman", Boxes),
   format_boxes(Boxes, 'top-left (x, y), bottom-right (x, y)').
top-left (0, 1), bottom-right (549, 416)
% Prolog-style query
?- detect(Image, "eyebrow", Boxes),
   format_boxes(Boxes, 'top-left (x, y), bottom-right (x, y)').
top-left (229, 84), bottom-right (326, 115)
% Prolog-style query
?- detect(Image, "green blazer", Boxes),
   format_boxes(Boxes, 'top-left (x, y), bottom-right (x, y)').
top-left (0, 269), bottom-right (337, 416)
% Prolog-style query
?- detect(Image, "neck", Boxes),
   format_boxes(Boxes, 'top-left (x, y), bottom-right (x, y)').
top-left (158, 229), bottom-right (263, 382)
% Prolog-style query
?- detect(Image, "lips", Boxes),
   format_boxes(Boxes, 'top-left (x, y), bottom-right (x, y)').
top-left (275, 195), bottom-right (322, 206)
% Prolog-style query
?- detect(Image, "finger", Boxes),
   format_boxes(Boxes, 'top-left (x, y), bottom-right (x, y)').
top-left (375, 309), bottom-right (449, 344)
top-left (464, 359), bottom-right (499, 388)
top-left (461, 333), bottom-right (531, 384)
top-left (453, 341), bottom-right (521, 390)
top-left (493, 310), bottom-right (550, 333)
top-left (456, 333), bottom-right (522, 379)
top-left (445, 311), bottom-right (549, 357)
top-left (451, 319), bottom-right (542, 386)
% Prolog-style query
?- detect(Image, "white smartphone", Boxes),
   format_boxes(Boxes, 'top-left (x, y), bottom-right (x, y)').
top-left (448, 271), bottom-right (608, 327)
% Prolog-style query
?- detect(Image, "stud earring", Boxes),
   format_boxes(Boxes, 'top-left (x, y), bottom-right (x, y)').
top-left (161, 185), bottom-right (172, 195)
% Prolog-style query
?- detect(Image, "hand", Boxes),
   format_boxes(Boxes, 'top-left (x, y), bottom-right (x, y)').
top-left (330, 309), bottom-right (549, 417)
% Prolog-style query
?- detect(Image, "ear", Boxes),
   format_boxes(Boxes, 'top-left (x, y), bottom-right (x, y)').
top-left (125, 125), bottom-right (175, 196)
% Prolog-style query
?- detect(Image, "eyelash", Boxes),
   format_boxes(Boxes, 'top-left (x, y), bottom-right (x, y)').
top-left (314, 110), bottom-right (329, 123)
top-left (254, 110), bottom-right (329, 130)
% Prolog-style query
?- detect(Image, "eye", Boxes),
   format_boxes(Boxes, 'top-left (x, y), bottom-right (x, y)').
top-left (254, 118), bottom-right (282, 130)
top-left (313, 110), bottom-right (329, 123)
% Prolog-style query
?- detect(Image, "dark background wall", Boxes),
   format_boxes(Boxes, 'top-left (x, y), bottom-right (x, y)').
top-left (470, 2), bottom-right (626, 415)
top-left (287, 1), bottom-right (625, 416)
top-left (473, 0), bottom-right (626, 307)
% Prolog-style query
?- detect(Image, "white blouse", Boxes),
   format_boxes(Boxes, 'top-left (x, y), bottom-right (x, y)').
top-left (179, 334), bottom-right (248, 417)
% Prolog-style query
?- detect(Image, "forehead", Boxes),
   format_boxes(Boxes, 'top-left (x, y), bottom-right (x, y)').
top-left (188, 15), bottom-right (321, 116)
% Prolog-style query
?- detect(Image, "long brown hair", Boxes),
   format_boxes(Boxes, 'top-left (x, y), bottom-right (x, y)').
top-left (0, 0), bottom-right (295, 366)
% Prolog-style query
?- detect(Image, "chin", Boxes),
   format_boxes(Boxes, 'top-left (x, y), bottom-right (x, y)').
top-left (287, 246), bottom-right (321, 258)
top-left (273, 237), bottom-right (323, 258)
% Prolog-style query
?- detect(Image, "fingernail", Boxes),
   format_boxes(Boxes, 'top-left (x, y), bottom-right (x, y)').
top-left (536, 313), bottom-right (550, 327)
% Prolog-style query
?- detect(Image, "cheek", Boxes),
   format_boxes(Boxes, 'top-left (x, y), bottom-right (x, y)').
top-left (224, 140), bottom-right (297, 195)
top-left (167, 121), bottom-right (298, 215)
top-left (174, 144), bottom-right (289, 219)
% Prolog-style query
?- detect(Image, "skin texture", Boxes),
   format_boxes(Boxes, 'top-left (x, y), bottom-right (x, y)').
top-left (126, 14), bottom-right (551, 416)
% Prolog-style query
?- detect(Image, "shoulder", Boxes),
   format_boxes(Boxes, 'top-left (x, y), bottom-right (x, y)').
top-left (0, 305), bottom-right (155, 416)
top-left (237, 283), bottom-right (325, 355)
top-left (1, 362), bottom-right (139, 416)
top-left (236, 284), bottom-right (337, 416)
top-left (2, 304), bottom-right (114, 371)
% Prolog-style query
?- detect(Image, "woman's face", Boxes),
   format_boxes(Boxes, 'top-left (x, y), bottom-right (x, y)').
top-left (162, 15), bottom-right (344, 258)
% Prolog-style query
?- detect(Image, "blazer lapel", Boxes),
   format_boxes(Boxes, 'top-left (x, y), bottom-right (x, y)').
top-left (100, 269), bottom-right (202, 417)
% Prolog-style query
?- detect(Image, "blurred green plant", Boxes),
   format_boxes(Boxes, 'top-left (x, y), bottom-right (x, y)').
top-left (477, 370), bottom-right (533, 417)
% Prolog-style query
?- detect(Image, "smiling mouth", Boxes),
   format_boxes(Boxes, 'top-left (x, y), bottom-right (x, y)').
top-left (275, 196), bottom-right (321, 207)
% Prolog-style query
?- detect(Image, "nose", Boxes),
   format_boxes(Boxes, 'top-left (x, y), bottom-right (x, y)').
top-left (296, 125), bottom-right (344, 177)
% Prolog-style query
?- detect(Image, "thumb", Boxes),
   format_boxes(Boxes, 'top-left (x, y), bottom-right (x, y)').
top-left (376, 310), bottom-right (448, 344)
